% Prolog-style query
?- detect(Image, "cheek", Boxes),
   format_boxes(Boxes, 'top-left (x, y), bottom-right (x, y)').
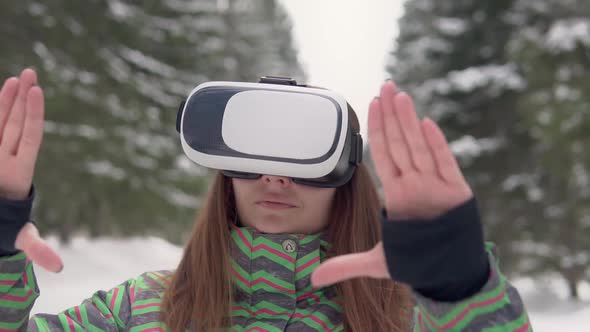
top-left (232, 180), bottom-right (257, 224)
top-left (305, 188), bottom-right (336, 214)
top-left (232, 179), bottom-right (251, 207)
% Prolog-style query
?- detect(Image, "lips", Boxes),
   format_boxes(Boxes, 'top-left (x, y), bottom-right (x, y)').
top-left (256, 199), bottom-right (297, 209)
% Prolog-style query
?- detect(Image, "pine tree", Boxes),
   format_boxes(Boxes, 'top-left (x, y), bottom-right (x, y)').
top-left (389, 0), bottom-right (590, 299)
top-left (387, 0), bottom-right (535, 274)
top-left (216, 0), bottom-right (305, 82)
top-left (507, 0), bottom-right (590, 299)
top-left (0, 0), bottom-right (304, 244)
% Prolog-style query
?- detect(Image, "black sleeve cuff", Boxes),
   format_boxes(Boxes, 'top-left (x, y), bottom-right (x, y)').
top-left (381, 197), bottom-right (489, 302)
top-left (0, 186), bottom-right (35, 256)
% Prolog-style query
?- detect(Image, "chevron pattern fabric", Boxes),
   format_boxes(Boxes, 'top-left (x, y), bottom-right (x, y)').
top-left (229, 225), bottom-right (343, 331)
top-left (0, 227), bottom-right (531, 331)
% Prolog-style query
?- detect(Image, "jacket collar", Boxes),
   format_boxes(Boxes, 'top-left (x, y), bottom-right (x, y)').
top-left (229, 224), bottom-right (334, 305)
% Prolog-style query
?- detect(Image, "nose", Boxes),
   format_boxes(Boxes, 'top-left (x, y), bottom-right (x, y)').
top-left (261, 175), bottom-right (292, 187)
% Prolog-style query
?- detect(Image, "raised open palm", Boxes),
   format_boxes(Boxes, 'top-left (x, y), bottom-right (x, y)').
top-left (0, 69), bottom-right (63, 273)
top-left (311, 81), bottom-right (473, 287)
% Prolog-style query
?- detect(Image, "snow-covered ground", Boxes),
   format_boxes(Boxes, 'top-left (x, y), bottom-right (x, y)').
top-left (29, 235), bottom-right (589, 331)
top-left (513, 276), bottom-right (590, 331)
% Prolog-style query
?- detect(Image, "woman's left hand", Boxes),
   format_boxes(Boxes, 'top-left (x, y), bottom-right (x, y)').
top-left (311, 80), bottom-right (473, 287)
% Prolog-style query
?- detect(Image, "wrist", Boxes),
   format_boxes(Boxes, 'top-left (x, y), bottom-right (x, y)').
top-left (0, 187), bottom-right (33, 202)
top-left (0, 185), bottom-right (35, 253)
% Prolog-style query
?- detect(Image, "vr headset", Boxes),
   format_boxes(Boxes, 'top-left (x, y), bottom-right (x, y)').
top-left (176, 76), bottom-right (363, 188)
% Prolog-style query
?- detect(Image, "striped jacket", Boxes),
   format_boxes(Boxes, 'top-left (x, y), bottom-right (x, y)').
top-left (0, 226), bottom-right (531, 331)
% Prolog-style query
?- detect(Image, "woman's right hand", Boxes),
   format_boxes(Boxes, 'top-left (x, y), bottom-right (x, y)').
top-left (0, 68), bottom-right (63, 273)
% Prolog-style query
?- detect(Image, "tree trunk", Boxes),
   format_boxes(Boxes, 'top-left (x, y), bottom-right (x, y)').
top-left (563, 268), bottom-right (581, 300)
top-left (568, 279), bottom-right (579, 300)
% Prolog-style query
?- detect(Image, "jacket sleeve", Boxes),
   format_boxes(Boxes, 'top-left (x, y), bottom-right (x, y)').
top-left (0, 252), bottom-right (136, 332)
top-left (409, 243), bottom-right (532, 332)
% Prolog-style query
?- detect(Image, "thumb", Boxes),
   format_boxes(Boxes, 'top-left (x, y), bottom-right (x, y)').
top-left (311, 242), bottom-right (390, 287)
top-left (15, 222), bottom-right (63, 273)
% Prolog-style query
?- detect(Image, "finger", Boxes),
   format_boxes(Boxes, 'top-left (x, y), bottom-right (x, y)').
top-left (394, 93), bottom-right (436, 173)
top-left (15, 223), bottom-right (63, 273)
top-left (18, 87), bottom-right (44, 170)
top-left (0, 77), bottom-right (20, 143)
top-left (368, 97), bottom-right (399, 185)
top-left (380, 81), bottom-right (412, 172)
top-left (421, 118), bottom-right (465, 184)
top-left (26, 238), bottom-right (64, 273)
top-left (0, 69), bottom-right (37, 155)
top-left (311, 243), bottom-right (389, 287)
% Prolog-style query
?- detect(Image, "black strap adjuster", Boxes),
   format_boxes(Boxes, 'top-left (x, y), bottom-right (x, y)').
top-left (349, 133), bottom-right (363, 165)
top-left (258, 76), bottom-right (297, 86)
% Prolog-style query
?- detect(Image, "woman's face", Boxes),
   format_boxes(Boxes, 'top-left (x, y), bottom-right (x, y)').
top-left (232, 175), bottom-right (336, 234)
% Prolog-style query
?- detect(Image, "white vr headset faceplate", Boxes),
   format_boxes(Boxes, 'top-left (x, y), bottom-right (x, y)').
top-left (179, 81), bottom-right (350, 179)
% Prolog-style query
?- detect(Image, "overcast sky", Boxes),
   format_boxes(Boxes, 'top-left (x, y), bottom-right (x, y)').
top-left (278, 0), bottom-right (405, 138)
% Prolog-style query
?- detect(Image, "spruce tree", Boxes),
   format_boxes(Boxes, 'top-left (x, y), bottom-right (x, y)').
top-left (507, 0), bottom-right (590, 298)
top-left (0, 0), bottom-right (304, 244)
top-left (387, 0), bottom-right (534, 274)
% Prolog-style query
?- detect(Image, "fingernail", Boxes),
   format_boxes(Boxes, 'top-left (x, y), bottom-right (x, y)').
top-left (57, 264), bottom-right (64, 273)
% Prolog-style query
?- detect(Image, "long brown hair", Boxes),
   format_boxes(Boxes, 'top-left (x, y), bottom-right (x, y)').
top-left (161, 165), bottom-right (413, 331)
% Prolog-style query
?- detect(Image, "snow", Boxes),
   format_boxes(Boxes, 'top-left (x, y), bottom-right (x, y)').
top-left (85, 160), bottom-right (127, 180)
top-left (450, 135), bottom-right (503, 158)
top-left (435, 17), bottom-right (468, 36)
top-left (175, 155), bottom-right (209, 176)
top-left (546, 19), bottom-right (590, 53)
top-left (25, 235), bottom-right (590, 330)
top-left (421, 64), bottom-right (526, 95)
top-left (32, 42), bottom-right (57, 72)
top-left (44, 121), bottom-right (104, 139)
top-left (28, 3), bottom-right (47, 16)
top-left (134, 75), bottom-right (179, 107)
top-left (131, 156), bottom-right (158, 170)
top-left (119, 46), bottom-right (178, 80)
top-left (113, 128), bottom-right (176, 158)
top-left (573, 163), bottom-right (590, 197)
top-left (514, 276), bottom-right (590, 330)
top-left (162, 187), bottom-right (201, 208)
top-left (163, 0), bottom-right (218, 13)
top-left (100, 48), bottom-right (132, 82)
top-left (31, 235), bottom-right (183, 315)
top-left (107, 0), bottom-right (135, 20)
top-left (500, 174), bottom-right (545, 201)
top-left (405, 36), bottom-right (453, 61)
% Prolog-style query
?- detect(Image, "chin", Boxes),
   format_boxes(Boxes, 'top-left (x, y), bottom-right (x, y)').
top-left (253, 224), bottom-right (292, 234)
top-left (250, 218), bottom-right (297, 234)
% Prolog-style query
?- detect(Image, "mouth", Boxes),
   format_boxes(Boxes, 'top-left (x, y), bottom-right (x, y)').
top-left (256, 200), bottom-right (297, 209)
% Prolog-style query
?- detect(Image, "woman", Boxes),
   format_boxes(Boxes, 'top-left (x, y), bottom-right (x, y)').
top-left (0, 69), bottom-right (531, 331)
